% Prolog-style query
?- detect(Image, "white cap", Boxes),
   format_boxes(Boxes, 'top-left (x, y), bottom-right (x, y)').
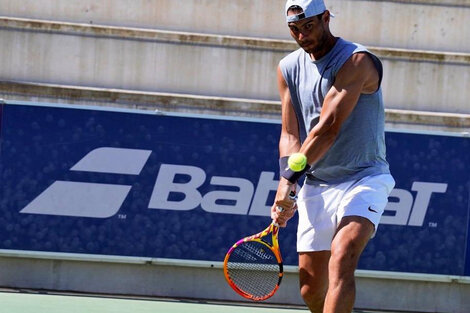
top-left (285, 0), bottom-right (333, 23)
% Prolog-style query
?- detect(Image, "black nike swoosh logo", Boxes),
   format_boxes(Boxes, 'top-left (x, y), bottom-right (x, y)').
top-left (368, 207), bottom-right (378, 213)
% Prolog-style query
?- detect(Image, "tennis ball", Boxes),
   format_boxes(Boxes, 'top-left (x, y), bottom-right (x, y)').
top-left (288, 153), bottom-right (307, 172)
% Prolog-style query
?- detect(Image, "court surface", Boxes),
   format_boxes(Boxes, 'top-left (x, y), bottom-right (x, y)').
top-left (0, 289), bottom-right (403, 313)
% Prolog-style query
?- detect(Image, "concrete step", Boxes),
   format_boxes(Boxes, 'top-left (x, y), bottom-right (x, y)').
top-left (1, 0), bottom-right (469, 53)
top-left (1, 81), bottom-right (469, 135)
top-left (0, 17), bottom-right (469, 114)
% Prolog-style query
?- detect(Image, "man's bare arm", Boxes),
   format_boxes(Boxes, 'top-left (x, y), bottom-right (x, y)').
top-left (277, 65), bottom-right (301, 157)
top-left (298, 52), bottom-right (380, 166)
top-left (272, 65), bottom-right (301, 226)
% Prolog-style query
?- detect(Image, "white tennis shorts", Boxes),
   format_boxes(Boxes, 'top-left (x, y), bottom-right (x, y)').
top-left (296, 173), bottom-right (395, 252)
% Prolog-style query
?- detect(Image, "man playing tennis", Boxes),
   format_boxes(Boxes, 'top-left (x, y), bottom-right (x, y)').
top-left (271, 1), bottom-right (395, 312)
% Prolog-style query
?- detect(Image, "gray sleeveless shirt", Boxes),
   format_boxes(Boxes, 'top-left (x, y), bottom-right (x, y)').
top-left (279, 38), bottom-right (390, 184)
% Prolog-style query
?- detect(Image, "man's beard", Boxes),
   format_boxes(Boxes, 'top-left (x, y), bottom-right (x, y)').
top-left (301, 32), bottom-right (329, 56)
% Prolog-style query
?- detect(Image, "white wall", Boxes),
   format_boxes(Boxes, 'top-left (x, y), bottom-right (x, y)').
top-left (1, 0), bottom-right (469, 53)
top-left (1, 253), bottom-right (469, 312)
top-left (1, 19), bottom-right (469, 113)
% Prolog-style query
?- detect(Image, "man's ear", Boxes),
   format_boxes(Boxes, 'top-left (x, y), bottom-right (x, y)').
top-left (323, 11), bottom-right (331, 23)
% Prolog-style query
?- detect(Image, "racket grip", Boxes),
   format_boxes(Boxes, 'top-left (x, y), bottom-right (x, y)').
top-left (276, 191), bottom-right (296, 212)
top-left (273, 206), bottom-right (284, 227)
top-left (273, 191), bottom-right (297, 226)
top-left (288, 191), bottom-right (297, 201)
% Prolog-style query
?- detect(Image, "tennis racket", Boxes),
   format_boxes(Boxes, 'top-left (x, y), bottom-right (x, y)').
top-left (223, 192), bottom-right (296, 301)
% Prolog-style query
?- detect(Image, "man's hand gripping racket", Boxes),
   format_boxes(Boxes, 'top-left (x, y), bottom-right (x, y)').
top-left (223, 191), bottom-right (297, 301)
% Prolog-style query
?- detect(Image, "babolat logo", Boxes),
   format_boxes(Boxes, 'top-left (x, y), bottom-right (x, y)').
top-left (243, 244), bottom-right (274, 261)
top-left (234, 247), bottom-right (257, 262)
top-left (381, 182), bottom-right (447, 226)
top-left (21, 147), bottom-right (448, 227)
top-left (21, 147), bottom-right (153, 218)
top-left (20, 147), bottom-right (278, 218)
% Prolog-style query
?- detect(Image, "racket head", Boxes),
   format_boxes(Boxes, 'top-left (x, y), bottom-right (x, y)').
top-left (223, 223), bottom-right (283, 301)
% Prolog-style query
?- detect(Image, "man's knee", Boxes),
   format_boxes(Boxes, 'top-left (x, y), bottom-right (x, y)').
top-left (329, 217), bottom-right (374, 277)
top-left (328, 236), bottom-right (367, 289)
top-left (330, 239), bottom-right (359, 271)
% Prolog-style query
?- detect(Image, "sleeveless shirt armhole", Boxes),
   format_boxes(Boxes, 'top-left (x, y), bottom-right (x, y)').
top-left (279, 60), bottom-right (288, 83)
top-left (339, 50), bottom-right (384, 93)
top-left (368, 53), bottom-right (384, 91)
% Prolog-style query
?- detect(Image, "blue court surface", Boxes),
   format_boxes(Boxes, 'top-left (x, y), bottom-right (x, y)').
top-left (0, 289), bottom-right (405, 313)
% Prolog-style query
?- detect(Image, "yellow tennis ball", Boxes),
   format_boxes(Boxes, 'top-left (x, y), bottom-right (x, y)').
top-left (288, 153), bottom-right (307, 172)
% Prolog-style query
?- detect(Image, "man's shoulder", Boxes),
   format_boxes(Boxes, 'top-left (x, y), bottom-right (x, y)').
top-left (279, 48), bottom-right (304, 69)
top-left (337, 38), bottom-right (381, 72)
top-left (336, 38), bottom-right (368, 55)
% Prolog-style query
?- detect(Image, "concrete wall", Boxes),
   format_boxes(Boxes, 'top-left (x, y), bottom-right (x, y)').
top-left (1, 252), bottom-right (470, 313)
top-left (1, 17), bottom-right (469, 114)
top-left (1, 0), bottom-right (469, 53)
top-left (1, 82), bottom-right (469, 134)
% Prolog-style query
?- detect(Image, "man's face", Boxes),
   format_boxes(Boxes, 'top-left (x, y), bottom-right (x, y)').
top-left (287, 12), bottom-right (327, 55)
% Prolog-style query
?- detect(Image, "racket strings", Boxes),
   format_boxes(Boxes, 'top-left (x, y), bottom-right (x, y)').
top-left (226, 241), bottom-right (280, 298)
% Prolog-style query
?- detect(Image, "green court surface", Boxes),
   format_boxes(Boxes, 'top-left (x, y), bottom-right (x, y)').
top-left (0, 290), bottom-right (393, 313)
top-left (0, 290), bottom-right (309, 313)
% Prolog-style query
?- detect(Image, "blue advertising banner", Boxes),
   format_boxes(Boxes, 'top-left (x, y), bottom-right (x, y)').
top-left (0, 102), bottom-right (469, 276)
top-left (361, 132), bottom-right (469, 275)
top-left (0, 101), bottom-right (3, 144)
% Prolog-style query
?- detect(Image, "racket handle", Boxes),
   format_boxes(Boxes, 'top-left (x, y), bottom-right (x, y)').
top-left (288, 191), bottom-right (297, 201)
top-left (276, 191), bottom-right (297, 213)
top-left (273, 206), bottom-right (284, 227)
top-left (273, 191), bottom-right (297, 226)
